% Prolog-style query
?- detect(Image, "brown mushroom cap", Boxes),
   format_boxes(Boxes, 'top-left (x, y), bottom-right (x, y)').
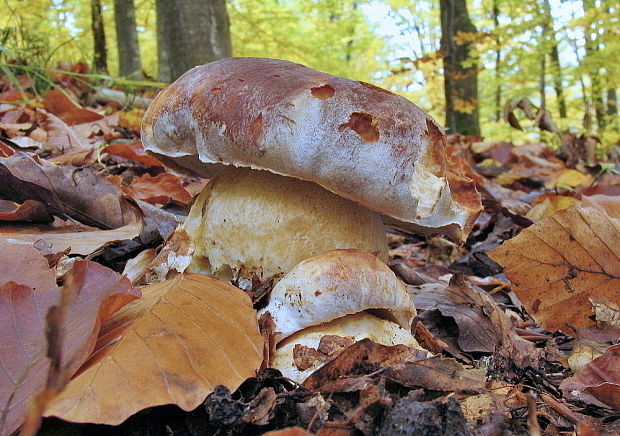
top-left (142, 57), bottom-right (481, 241)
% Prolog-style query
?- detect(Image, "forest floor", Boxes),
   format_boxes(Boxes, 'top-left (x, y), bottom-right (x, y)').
top-left (0, 66), bottom-right (619, 436)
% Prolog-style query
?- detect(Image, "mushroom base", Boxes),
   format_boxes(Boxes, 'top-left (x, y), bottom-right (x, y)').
top-left (272, 312), bottom-right (422, 383)
top-left (183, 167), bottom-right (389, 281)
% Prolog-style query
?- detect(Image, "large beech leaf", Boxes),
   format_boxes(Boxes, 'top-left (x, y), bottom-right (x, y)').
top-left (0, 153), bottom-right (140, 228)
top-left (0, 244), bottom-right (139, 436)
top-left (489, 205), bottom-right (620, 332)
top-left (44, 274), bottom-right (264, 425)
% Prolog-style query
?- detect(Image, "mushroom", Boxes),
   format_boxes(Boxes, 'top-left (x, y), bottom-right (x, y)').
top-left (141, 57), bottom-right (481, 281)
top-left (258, 249), bottom-right (424, 382)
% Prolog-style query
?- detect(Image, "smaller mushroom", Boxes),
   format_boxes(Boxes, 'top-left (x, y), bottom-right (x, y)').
top-left (258, 249), bottom-right (424, 382)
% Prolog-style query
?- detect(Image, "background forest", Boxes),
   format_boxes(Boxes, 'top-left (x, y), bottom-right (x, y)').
top-left (1, 0), bottom-right (618, 147)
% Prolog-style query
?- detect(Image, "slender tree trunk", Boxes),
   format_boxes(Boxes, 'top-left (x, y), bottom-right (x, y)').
top-left (540, 54), bottom-right (546, 111)
top-left (91, 0), bottom-right (108, 73)
top-left (113, 0), bottom-right (142, 78)
top-left (439, 0), bottom-right (480, 136)
top-left (583, 0), bottom-right (605, 131)
top-left (493, 0), bottom-right (501, 122)
top-left (156, 0), bottom-right (232, 82)
top-left (608, 88), bottom-right (617, 116)
top-left (550, 44), bottom-right (567, 118)
top-left (542, 0), bottom-right (566, 119)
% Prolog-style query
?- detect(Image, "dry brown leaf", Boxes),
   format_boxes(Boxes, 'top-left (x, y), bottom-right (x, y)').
top-left (42, 90), bottom-right (103, 126)
top-left (0, 245), bottom-right (139, 436)
top-left (0, 221), bottom-right (142, 255)
top-left (413, 275), bottom-right (536, 363)
top-left (36, 110), bottom-right (91, 153)
top-left (0, 153), bottom-right (140, 228)
top-left (0, 199), bottom-right (53, 223)
top-left (560, 344), bottom-right (620, 411)
top-left (581, 194), bottom-right (620, 219)
top-left (102, 141), bottom-right (163, 168)
top-left (126, 173), bottom-right (193, 206)
top-left (303, 339), bottom-right (428, 391)
top-left (44, 274), bottom-right (263, 425)
top-left (489, 205), bottom-right (620, 332)
top-left (48, 149), bottom-right (96, 166)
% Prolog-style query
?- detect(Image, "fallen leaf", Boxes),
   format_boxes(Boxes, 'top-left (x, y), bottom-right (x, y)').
top-left (0, 245), bottom-right (139, 436)
top-left (103, 141), bottom-right (163, 168)
top-left (44, 274), bottom-right (263, 425)
top-left (42, 90), bottom-right (103, 125)
top-left (36, 110), bottom-right (91, 153)
top-left (118, 108), bottom-right (144, 132)
top-left (546, 169), bottom-right (594, 189)
top-left (303, 339), bottom-right (428, 390)
top-left (581, 194), bottom-right (620, 219)
top-left (127, 173), bottom-right (193, 206)
top-left (0, 153), bottom-right (140, 228)
top-left (263, 428), bottom-right (313, 436)
top-left (525, 194), bottom-right (580, 221)
top-left (384, 357), bottom-right (487, 392)
top-left (0, 221), bottom-right (142, 255)
top-left (560, 344), bottom-right (620, 410)
top-left (489, 205), bottom-right (620, 332)
top-left (412, 275), bottom-right (536, 362)
top-left (48, 148), bottom-right (96, 166)
top-left (0, 199), bottom-right (53, 223)
top-left (590, 296), bottom-right (620, 328)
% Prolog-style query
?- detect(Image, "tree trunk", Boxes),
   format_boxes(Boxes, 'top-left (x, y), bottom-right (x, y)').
top-left (550, 44), bottom-right (567, 118)
top-left (439, 0), bottom-right (480, 136)
top-left (91, 0), bottom-right (108, 73)
top-left (156, 0), bottom-right (232, 82)
top-left (583, 0), bottom-right (605, 131)
top-left (493, 0), bottom-right (501, 122)
top-left (113, 0), bottom-right (142, 78)
top-left (540, 54), bottom-right (546, 111)
top-left (608, 88), bottom-right (617, 117)
top-left (542, 0), bottom-right (566, 119)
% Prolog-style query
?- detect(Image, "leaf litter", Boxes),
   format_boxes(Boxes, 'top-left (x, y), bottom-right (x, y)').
top-left (0, 65), bottom-right (619, 435)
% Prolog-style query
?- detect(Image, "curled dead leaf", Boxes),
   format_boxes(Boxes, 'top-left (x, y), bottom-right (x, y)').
top-left (44, 274), bottom-right (263, 425)
top-left (489, 205), bottom-right (620, 332)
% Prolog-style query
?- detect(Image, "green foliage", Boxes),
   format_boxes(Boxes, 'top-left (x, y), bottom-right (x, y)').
top-left (0, 0), bottom-right (617, 146)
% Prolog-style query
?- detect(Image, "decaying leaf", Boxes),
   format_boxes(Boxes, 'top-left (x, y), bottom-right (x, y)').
top-left (102, 142), bottom-right (163, 168)
top-left (44, 274), bottom-right (264, 425)
top-left (0, 199), bottom-right (53, 223)
top-left (127, 173), bottom-right (193, 206)
top-left (0, 244), bottom-right (139, 436)
top-left (560, 344), bottom-right (620, 411)
top-left (412, 275), bottom-right (537, 363)
top-left (0, 153), bottom-right (140, 228)
top-left (0, 221), bottom-right (143, 255)
top-left (489, 205), bottom-right (620, 332)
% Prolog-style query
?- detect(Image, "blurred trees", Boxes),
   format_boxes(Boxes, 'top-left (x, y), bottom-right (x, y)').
top-left (439, 0), bottom-right (480, 136)
top-left (90, 0), bottom-right (108, 73)
top-left (156, 0), bottom-right (231, 82)
top-left (113, 0), bottom-right (142, 78)
top-left (0, 0), bottom-right (617, 143)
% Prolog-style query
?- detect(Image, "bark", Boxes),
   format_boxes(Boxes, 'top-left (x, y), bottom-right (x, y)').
top-left (542, 0), bottom-right (566, 119)
top-left (113, 0), bottom-right (142, 78)
top-left (493, 0), bottom-right (501, 122)
top-left (91, 0), bottom-right (108, 73)
top-left (583, 0), bottom-right (605, 131)
top-left (156, 0), bottom-right (232, 82)
top-left (540, 54), bottom-right (546, 112)
top-left (607, 88), bottom-right (617, 116)
top-left (550, 44), bottom-right (567, 118)
top-left (439, 0), bottom-right (480, 136)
